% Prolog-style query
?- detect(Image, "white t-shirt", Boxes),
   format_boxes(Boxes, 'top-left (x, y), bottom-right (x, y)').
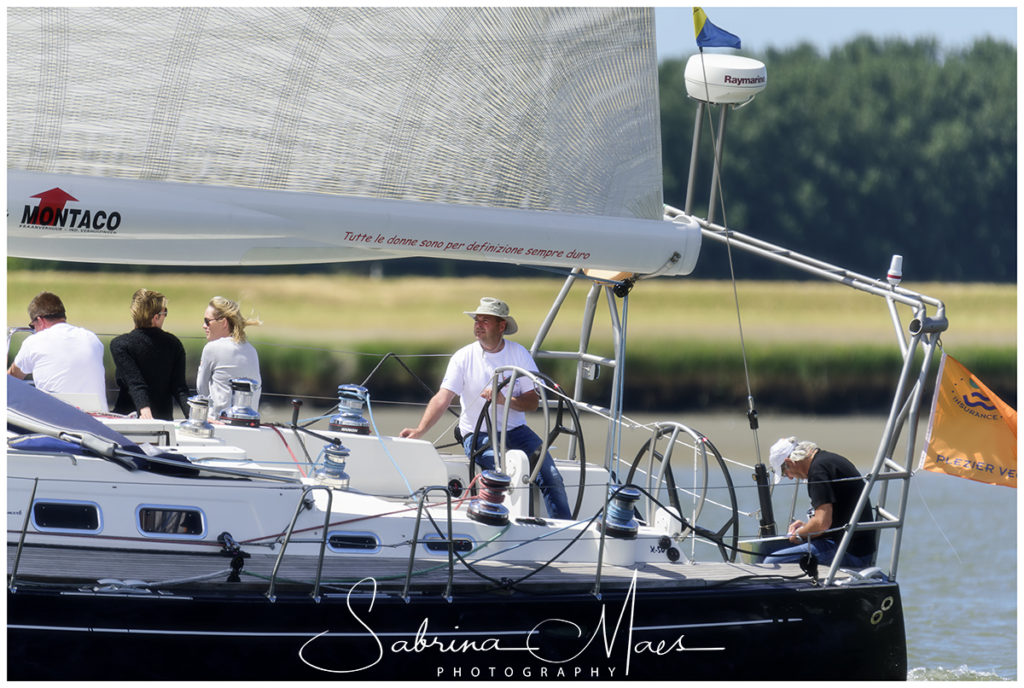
top-left (13, 322), bottom-right (109, 411)
top-left (441, 339), bottom-right (539, 436)
top-left (197, 337), bottom-right (262, 418)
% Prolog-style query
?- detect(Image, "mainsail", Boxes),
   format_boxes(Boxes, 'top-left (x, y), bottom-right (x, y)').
top-left (7, 7), bottom-right (701, 274)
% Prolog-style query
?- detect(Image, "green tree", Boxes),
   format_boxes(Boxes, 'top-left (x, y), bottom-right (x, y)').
top-left (661, 38), bottom-right (1017, 282)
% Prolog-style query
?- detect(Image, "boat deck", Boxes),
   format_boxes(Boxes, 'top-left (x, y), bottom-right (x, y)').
top-left (8, 543), bottom-right (814, 596)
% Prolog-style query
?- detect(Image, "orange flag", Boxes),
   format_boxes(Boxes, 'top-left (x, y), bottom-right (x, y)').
top-left (920, 353), bottom-right (1017, 487)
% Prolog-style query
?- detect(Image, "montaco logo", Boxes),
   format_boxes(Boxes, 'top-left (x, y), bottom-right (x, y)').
top-left (723, 74), bottom-right (766, 86)
top-left (21, 187), bottom-right (122, 233)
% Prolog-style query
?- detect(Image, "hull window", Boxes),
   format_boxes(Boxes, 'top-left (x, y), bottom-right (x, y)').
top-left (136, 505), bottom-right (206, 538)
top-left (32, 500), bottom-right (101, 532)
top-left (421, 534), bottom-right (474, 553)
top-left (327, 531), bottom-right (381, 554)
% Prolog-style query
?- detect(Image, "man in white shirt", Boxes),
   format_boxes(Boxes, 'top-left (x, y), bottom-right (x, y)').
top-left (401, 297), bottom-right (571, 519)
top-left (8, 291), bottom-right (109, 411)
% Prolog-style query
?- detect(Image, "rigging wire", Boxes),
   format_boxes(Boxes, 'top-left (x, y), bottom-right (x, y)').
top-left (364, 390), bottom-right (413, 495)
top-left (911, 476), bottom-right (963, 565)
top-left (694, 59), bottom-right (765, 473)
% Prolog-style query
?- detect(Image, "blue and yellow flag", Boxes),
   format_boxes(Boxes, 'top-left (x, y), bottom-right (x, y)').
top-left (693, 7), bottom-right (741, 49)
top-left (920, 353), bottom-right (1017, 488)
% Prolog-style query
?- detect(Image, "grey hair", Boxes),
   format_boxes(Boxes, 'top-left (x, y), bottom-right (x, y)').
top-left (789, 440), bottom-right (819, 463)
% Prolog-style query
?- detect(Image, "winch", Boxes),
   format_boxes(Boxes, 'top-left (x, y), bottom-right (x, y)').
top-left (467, 470), bottom-right (512, 526)
top-left (600, 485), bottom-right (641, 539)
top-left (178, 395), bottom-right (215, 437)
top-left (220, 378), bottom-right (260, 427)
top-left (329, 384), bottom-right (370, 435)
top-left (317, 442), bottom-right (351, 488)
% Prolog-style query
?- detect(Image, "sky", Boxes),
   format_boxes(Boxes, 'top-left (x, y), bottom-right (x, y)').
top-left (654, 6), bottom-right (1019, 60)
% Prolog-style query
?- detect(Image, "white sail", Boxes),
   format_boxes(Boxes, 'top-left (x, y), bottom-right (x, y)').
top-left (7, 7), bottom-right (701, 274)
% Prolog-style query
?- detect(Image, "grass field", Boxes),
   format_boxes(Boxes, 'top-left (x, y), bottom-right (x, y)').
top-left (7, 270), bottom-right (1015, 411)
top-left (5, 270), bottom-right (1015, 350)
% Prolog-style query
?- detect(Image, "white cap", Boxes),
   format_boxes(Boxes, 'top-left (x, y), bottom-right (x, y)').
top-left (768, 436), bottom-right (798, 484)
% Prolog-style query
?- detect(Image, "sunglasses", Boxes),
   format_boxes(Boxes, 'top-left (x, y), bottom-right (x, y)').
top-left (203, 316), bottom-right (223, 326)
top-left (27, 313), bottom-right (57, 330)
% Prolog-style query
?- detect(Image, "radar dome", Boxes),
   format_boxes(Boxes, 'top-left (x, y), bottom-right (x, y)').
top-left (684, 54), bottom-right (767, 104)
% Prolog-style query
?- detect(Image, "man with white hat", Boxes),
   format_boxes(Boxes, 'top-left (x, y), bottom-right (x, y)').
top-left (764, 436), bottom-right (875, 568)
top-left (401, 297), bottom-right (571, 519)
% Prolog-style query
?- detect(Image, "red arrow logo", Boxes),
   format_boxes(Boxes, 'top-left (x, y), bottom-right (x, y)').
top-left (29, 187), bottom-right (78, 225)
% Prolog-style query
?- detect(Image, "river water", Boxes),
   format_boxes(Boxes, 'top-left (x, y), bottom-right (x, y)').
top-left (292, 405), bottom-right (1016, 681)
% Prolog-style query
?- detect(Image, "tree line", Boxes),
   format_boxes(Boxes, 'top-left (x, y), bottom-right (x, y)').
top-left (10, 37), bottom-right (1016, 282)
top-left (662, 37), bottom-right (1016, 282)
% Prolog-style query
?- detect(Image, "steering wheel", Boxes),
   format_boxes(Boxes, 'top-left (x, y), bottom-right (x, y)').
top-left (465, 376), bottom-right (506, 476)
top-left (626, 426), bottom-right (739, 562)
top-left (467, 373), bottom-right (586, 519)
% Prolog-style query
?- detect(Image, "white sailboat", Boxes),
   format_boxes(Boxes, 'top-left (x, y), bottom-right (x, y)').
top-left (7, 8), bottom-right (944, 680)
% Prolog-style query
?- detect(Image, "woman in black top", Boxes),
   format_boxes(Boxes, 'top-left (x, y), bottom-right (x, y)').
top-left (111, 288), bottom-right (190, 420)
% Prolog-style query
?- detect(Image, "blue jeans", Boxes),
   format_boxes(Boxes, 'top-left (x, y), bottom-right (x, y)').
top-left (463, 424), bottom-right (571, 519)
top-left (764, 537), bottom-right (874, 569)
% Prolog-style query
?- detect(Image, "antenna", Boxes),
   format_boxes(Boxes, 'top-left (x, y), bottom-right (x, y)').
top-left (682, 53), bottom-right (768, 216)
top-left (887, 255), bottom-right (904, 286)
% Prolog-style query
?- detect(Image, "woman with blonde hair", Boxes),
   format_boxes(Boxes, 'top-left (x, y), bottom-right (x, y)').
top-left (196, 296), bottom-right (262, 419)
top-left (111, 288), bottom-right (190, 419)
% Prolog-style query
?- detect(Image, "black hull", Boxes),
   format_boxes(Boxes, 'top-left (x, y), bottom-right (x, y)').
top-left (8, 579), bottom-right (906, 681)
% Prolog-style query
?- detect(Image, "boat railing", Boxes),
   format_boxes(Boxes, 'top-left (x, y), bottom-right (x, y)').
top-left (403, 485), bottom-right (456, 601)
top-left (684, 210), bottom-right (945, 585)
top-left (266, 484), bottom-right (336, 602)
top-left (529, 212), bottom-right (945, 585)
top-left (686, 211), bottom-right (945, 312)
top-left (8, 477), bottom-right (40, 593)
top-left (7, 326), bottom-right (34, 355)
top-left (266, 482), bottom-right (458, 603)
